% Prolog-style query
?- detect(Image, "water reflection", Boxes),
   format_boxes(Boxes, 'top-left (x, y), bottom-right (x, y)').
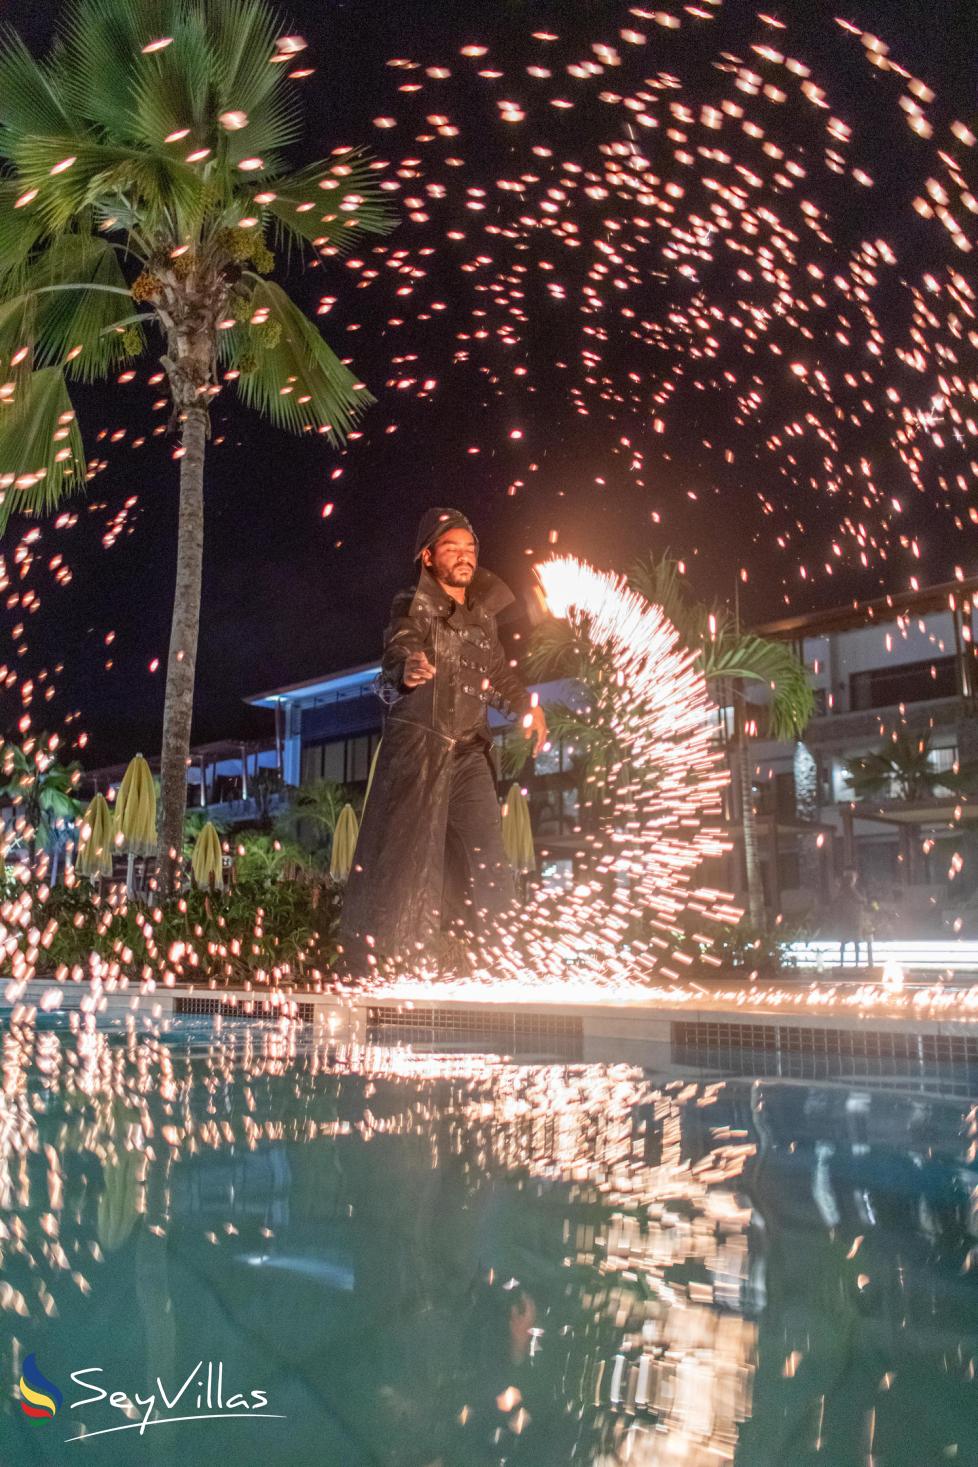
top-left (0, 1015), bottom-right (975, 1465)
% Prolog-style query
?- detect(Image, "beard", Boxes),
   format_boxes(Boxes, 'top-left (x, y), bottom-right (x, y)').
top-left (441, 564), bottom-right (474, 585)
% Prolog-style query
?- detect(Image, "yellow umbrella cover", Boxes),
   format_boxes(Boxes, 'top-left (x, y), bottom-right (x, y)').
top-left (362, 737), bottom-right (382, 813)
top-left (330, 803), bottom-right (360, 882)
top-left (191, 821), bottom-right (224, 891)
top-left (501, 783), bottom-right (536, 874)
top-left (114, 754), bottom-right (157, 856)
top-left (515, 783), bottom-right (537, 874)
top-left (501, 783), bottom-right (522, 868)
top-left (76, 794), bottom-right (115, 879)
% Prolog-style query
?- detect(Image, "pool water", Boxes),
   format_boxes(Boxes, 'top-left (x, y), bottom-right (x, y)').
top-left (1, 1014), bottom-right (976, 1466)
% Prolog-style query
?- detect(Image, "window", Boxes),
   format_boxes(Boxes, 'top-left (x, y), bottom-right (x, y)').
top-left (346, 735), bottom-right (372, 783)
top-left (532, 743), bottom-right (561, 777)
top-left (540, 859), bottom-right (573, 892)
top-left (849, 656), bottom-right (957, 711)
top-left (300, 740), bottom-right (344, 784)
top-left (928, 744), bottom-right (958, 796)
top-left (832, 743), bottom-right (959, 802)
top-left (321, 742), bottom-right (344, 782)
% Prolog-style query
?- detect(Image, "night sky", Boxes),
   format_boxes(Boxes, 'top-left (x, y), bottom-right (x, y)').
top-left (3, 0), bottom-right (978, 767)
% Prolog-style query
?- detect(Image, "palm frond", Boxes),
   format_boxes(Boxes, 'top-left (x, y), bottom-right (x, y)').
top-left (10, 136), bottom-right (206, 235)
top-left (0, 181), bottom-right (52, 293)
top-left (521, 618), bottom-right (579, 680)
top-left (628, 551), bottom-right (711, 645)
top-left (265, 150), bottom-right (395, 255)
top-left (128, 20), bottom-right (222, 155)
top-left (225, 278), bottom-right (373, 439)
top-left (0, 292), bottom-right (38, 379)
top-left (0, 28), bottom-right (73, 138)
top-left (56, 0), bottom-right (298, 167)
top-left (499, 702), bottom-right (607, 781)
top-left (629, 549), bottom-right (813, 741)
top-left (30, 235), bottom-right (145, 380)
top-left (0, 366), bottom-right (85, 529)
top-left (701, 632), bottom-right (814, 739)
top-left (53, 0), bottom-right (180, 141)
top-left (210, 0), bottom-right (301, 159)
top-left (522, 614), bottom-right (616, 694)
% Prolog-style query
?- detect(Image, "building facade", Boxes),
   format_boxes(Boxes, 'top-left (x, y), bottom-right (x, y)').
top-left (235, 578), bottom-right (978, 937)
top-left (745, 577), bottom-right (978, 934)
top-left (247, 664), bottom-right (589, 888)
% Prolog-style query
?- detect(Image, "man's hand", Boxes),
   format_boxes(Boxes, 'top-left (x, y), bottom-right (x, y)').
top-left (521, 705), bottom-right (548, 758)
top-left (402, 650), bottom-right (436, 688)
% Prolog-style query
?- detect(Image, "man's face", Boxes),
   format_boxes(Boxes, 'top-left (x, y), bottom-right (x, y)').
top-left (424, 528), bottom-right (478, 587)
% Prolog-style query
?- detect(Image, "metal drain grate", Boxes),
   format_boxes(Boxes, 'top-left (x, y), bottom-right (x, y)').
top-left (173, 995), bottom-right (314, 1023)
top-left (672, 1019), bottom-right (978, 1094)
top-left (366, 1005), bottom-right (583, 1059)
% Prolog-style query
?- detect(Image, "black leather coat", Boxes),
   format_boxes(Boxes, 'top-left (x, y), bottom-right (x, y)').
top-left (338, 565), bottom-right (531, 966)
top-left (380, 564), bottom-right (532, 737)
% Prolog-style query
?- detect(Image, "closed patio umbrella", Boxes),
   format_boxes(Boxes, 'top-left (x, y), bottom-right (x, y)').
top-left (347, 739), bottom-right (382, 869)
top-left (191, 820), bottom-right (224, 891)
top-left (330, 803), bottom-right (360, 883)
top-left (76, 793), bottom-right (115, 880)
top-left (363, 738), bottom-right (382, 811)
top-left (501, 783), bottom-right (536, 874)
top-left (114, 754), bottom-right (157, 894)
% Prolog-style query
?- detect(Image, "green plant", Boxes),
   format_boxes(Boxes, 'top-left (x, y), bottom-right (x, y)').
top-left (232, 829), bottom-right (308, 885)
top-left (629, 553), bottom-right (814, 931)
top-left (274, 780), bottom-right (357, 865)
top-left (0, 737), bottom-right (84, 873)
top-left (675, 916), bottom-right (808, 976)
top-left (844, 728), bottom-right (978, 803)
top-left (182, 807), bottom-right (229, 858)
top-left (0, 0), bottom-right (395, 890)
top-left (39, 870), bottom-right (341, 985)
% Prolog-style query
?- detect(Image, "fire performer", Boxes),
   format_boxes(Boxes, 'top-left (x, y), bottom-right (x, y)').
top-left (337, 508), bottom-right (548, 975)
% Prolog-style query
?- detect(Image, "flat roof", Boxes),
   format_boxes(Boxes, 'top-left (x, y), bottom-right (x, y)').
top-left (83, 738), bottom-right (278, 784)
top-left (249, 581), bottom-right (978, 708)
top-left (246, 661), bottom-right (381, 707)
top-left (754, 577), bottom-right (978, 641)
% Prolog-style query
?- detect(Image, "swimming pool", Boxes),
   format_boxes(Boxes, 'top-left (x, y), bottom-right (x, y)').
top-left (1, 1012), bottom-right (976, 1465)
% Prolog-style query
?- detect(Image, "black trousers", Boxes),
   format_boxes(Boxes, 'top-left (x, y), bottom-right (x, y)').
top-left (440, 740), bottom-right (517, 939)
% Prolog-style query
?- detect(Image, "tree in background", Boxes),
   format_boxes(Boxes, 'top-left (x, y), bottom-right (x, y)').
top-left (844, 727), bottom-right (978, 803)
top-left (0, 0), bottom-right (394, 890)
top-left (506, 553), bottom-right (814, 929)
top-left (629, 555), bottom-right (814, 928)
top-left (0, 735), bottom-right (84, 879)
top-left (274, 778), bottom-right (356, 868)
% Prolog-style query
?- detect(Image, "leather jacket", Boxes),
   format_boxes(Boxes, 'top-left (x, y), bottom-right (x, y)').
top-left (379, 564), bottom-right (532, 741)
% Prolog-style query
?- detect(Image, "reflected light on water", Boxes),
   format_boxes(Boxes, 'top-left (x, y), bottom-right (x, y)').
top-left (0, 1015), bottom-right (975, 1463)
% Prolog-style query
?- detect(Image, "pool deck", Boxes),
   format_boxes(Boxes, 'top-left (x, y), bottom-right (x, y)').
top-left (4, 973), bottom-right (978, 1054)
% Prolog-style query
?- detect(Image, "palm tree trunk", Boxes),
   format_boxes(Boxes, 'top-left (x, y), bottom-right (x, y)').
top-left (734, 689), bottom-right (766, 930)
top-left (158, 403), bottom-right (207, 894)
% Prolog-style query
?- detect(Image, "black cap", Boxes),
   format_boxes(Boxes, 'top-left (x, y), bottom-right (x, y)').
top-left (413, 507), bottom-right (479, 562)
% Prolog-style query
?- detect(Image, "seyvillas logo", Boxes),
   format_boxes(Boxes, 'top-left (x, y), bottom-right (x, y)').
top-left (65, 1360), bottom-right (284, 1442)
top-left (19, 1354), bottom-right (63, 1420)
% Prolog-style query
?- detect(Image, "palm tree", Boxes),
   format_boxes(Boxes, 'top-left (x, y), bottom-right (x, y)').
top-left (844, 729), bottom-right (978, 802)
top-left (631, 555), bottom-right (814, 928)
top-left (0, 737), bottom-right (84, 878)
top-left (508, 553), bottom-right (814, 929)
top-left (0, 0), bottom-right (395, 891)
